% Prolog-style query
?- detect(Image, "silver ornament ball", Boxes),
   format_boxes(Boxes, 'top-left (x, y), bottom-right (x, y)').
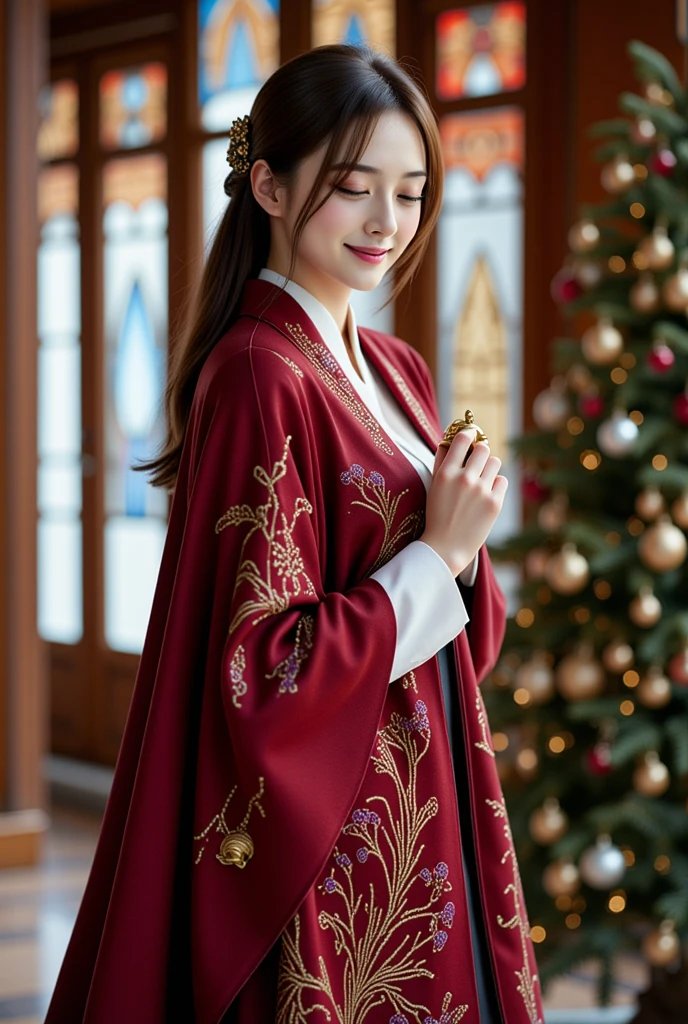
top-left (597, 412), bottom-right (638, 458)
top-left (579, 835), bottom-right (626, 889)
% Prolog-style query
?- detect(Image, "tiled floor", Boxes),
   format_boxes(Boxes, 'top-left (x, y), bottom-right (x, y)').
top-left (0, 806), bottom-right (644, 1022)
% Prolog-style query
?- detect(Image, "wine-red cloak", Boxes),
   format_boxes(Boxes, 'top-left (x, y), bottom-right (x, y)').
top-left (46, 278), bottom-right (543, 1024)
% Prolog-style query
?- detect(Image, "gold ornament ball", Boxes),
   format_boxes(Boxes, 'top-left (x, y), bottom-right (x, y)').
top-left (639, 228), bottom-right (675, 272)
top-left (670, 491), bottom-right (688, 530)
top-left (633, 751), bottom-right (670, 797)
top-left (642, 921), bottom-right (681, 967)
top-left (556, 645), bottom-right (605, 701)
top-left (529, 798), bottom-right (569, 845)
top-left (546, 543), bottom-right (590, 595)
top-left (525, 547), bottom-right (551, 579)
top-left (542, 858), bottom-right (581, 898)
top-left (629, 274), bottom-right (661, 314)
top-left (566, 364), bottom-right (593, 394)
top-left (602, 639), bottom-right (634, 674)
top-left (629, 588), bottom-right (662, 628)
top-left (514, 747), bottom-right (539, 780)
top-left (581, 319), bottom-right (624, 366)
top-left (663, 268), bottom-right (688, 312)
top-left (538, 495), bottom-right (568, 533)
top-left (637, 666), bottom-right (672, 709)
top-left (601, 157), bottom-right (635, 194)
top-left (514, 655), bottom-right (556, 705)
top-left (637, 515), bottom-right (687, 572)
top-left (568, 219), bottom-right (600, 254)
top-left (635, 486), bottom-right (665, 522)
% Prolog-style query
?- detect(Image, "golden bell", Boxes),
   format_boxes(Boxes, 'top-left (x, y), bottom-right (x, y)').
top-left (439, 409), bottom-right (488, 460)
top-left (218, 830), bottom-right (254, 868)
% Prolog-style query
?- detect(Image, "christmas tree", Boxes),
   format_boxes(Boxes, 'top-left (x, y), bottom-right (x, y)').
top-left (485, 40), bottom-right (688, 1007)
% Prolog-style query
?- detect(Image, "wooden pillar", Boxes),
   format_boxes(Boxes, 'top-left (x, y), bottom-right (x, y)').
top-left (0, 0), bottom-right (50, 864)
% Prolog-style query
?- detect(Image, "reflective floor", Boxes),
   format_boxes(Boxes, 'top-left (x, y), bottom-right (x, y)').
top-left (0, 806), bottom-right (645, 1022)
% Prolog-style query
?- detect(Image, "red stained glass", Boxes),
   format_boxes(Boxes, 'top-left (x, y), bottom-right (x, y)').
top-left (440, 106), bottom-right (524, 181)
top-left (436, 2), bottom-right (526, 101)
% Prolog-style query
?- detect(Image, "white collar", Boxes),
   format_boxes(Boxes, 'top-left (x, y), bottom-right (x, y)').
top-left (257, 268), bottom-right (379, 399)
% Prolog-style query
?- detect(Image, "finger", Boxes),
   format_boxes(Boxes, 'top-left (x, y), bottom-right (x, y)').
top-left (491, 474), bottom-right (509, 497)
top-left (442, 429), bottom-right (474, 470)
top-left (462, 440), bottom-right (492, 477)
top-left (433, 442), bottom-right (449, 475)
top-left (480, 455), bottom-right (502, 487)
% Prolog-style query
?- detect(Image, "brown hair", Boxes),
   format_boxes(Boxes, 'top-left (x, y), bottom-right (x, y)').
top-left (141, 43), bottom-right (444, 490)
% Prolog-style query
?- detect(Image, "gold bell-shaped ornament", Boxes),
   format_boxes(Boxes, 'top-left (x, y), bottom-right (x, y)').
top-left (218, 829), bottom-right (255, 868)
top-left (439, 409), bottom-right (488, 465)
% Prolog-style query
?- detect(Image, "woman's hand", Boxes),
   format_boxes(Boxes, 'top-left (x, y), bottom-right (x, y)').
top-left (420, 430), bottom-right (508, 577)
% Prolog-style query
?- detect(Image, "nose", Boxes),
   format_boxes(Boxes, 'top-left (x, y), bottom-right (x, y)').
top-left (364, 193), bottom-right (397, 240)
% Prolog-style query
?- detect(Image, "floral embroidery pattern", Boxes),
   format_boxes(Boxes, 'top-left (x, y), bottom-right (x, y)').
top-left (389, 992), bottom-right (468, 1023)
top-left (229, 645), bottom-right (247, 708)
top-left (215, 436), bottom-right (316, 633)
top-left (267, 349), bottom-right (304, 378)
top-left (401, 670), bottom-right (418, 692)
top-left (378, 355), bottom-right (434, 438)
top-left (267, 613), bottom-right (315, 694)
top-left (284, 321), bottom-right (394, 456)
top-left (486, 797), bottom-right (542, 1024)
top-left (340, 462), bottom-right (423, 575)
top-left (277, 700), bottom-right (469, 1023)
top-left (474, 688), bottom-right (494, 758)
top-left (193, 777), bottom-right (266, 866)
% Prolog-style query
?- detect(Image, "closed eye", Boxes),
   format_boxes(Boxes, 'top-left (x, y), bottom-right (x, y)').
top-left (335, 186), bottom-right (425, 203)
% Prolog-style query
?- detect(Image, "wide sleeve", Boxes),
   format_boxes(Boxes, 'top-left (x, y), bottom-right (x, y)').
top-left (456, 542), bottom-right (507, 686)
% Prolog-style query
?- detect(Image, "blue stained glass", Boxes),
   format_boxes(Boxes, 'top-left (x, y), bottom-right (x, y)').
top-left (343, 14), bottom-right (365, 46)
top-left (227, 19), bottom-right (258, 89)
top-left (113, 279), bottom-right (163, 517)
top-left (121, 73), bottom-right (148, 112)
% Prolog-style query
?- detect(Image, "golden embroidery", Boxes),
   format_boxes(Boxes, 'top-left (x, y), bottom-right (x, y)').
top-left (268, 349), bottom-right (304, 378)
top-left (284, 321), bottom-right (395, 456)
top-left (229, 645), bottom-right (247, 708)
top-left (277, 701), bottom-right (469, 1023)
top-left (379, 355), bottom-right (434, 438)
top-left (401, 670), bottom-right (418, 692)
top-left (340, 462), bottom-right (423, 575)
top-left (216, 436), bottom-right (316, 633)
top-left (194, 777), bottom-right (266, 868)
top-left (267, 613), bottom-right (315, 694)
top-left (474, 688), bottom-right (495, 758)
top-left (486, 797), bottom-right (542, 1024)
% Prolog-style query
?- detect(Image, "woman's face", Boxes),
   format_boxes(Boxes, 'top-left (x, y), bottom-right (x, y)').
top-left (261, 110), bottom-right (427, 310)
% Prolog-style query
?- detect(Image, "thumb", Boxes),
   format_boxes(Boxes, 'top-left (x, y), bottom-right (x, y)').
top-left (433, 441), bottom-right (449, 476)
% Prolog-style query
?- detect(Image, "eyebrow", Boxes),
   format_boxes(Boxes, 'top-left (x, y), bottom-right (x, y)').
top-left (331, 162), bottom-right (427, 179)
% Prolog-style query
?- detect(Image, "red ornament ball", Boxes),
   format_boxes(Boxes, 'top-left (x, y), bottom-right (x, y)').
top-left (674, 392), bottom-right (688, 426)
top-left (668, 648), bottom-right (688, 686)
top-left (551, 268), bottom-right (583, 304)
top-left (586, 741), bottom-right (613, 775)
top-left (647, 344), bottom-right (675, 373)
top-left (579, 393), bottom-right (605, 418)
top-left (522, 475), bottom-right (551, 503)
top-left (652, 149), bottom-right (677, 176)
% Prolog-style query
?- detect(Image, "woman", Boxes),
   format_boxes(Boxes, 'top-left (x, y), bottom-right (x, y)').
top-left (46, 44), bottom-right (543, 1024)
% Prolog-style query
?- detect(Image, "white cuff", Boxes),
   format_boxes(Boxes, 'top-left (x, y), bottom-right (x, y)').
top-left (458, 550), bottom-right (479, 587)
top-left (370, 540), bottom-right (470, 683)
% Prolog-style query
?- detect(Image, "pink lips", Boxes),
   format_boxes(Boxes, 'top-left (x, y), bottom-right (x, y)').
top-left (345, 245), bottom-right (389, 264)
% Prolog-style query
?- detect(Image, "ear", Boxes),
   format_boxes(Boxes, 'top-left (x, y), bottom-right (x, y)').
top-left (250, 159), bottom-right (285, 219)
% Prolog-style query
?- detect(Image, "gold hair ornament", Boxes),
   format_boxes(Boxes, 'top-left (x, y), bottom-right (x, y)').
top-left (227, 114), bottom-right (251, 175)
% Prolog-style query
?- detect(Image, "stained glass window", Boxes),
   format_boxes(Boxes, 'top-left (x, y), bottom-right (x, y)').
top-left (436, 3), bottom-right (526, 101)
top-left (38, 79), bottom-right (79, 162)
top-left (312, 0), bottom-right (395, 54)
top-left (102, 154), bottom-right (168, 653)
top-left (437, 106), bottom-right (524, 545)
top-left (198, 0), bottom-right (279, 133)
top-left (37, 164), bottom-right (83, 644)
top-left (100, 63), bottom-right (167, 150)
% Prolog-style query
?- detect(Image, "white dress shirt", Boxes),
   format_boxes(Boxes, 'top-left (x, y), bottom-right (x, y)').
top-left (257, 268), bottom-right (478, 681)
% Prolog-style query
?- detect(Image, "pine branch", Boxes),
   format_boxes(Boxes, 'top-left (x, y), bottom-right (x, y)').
top-left (628, 40), bottom-right (684, 102)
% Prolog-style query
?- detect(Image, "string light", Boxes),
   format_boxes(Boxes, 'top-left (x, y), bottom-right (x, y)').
top-left (567, 416), bottom-right (585, 435)
top-left (623, 670), bottom-right (640, 688)
top-left (634, 163), bottom-right (648, 180)
top-left (629, 408), bottom-right (643, 423)
top-left (622, 847), bottom-right (636, 867)
top-left (609, 891), bottom-right (626, 913)
top-left (654, 855), bottom-right (671, 874)
top-left (594, 580), bottom-right (612, 599)
top-left (611, 367), bottom-right (628, 384)
top-left (514, 688), bottom-right (531, 706)
top-left (565, 913), bottom-right (582, 929)
top-left (633, 251), bottom-right (649, 270)
top-left (548, 736), bottom-right (566, 754)
top-left (627, 517), bottom-right (645, 536)
top-left (516, 608), bottom-right (535, 627)
top-left (609, 256), bottom-right (626, 273)
top-left (605, 531), bottom-right (621, 545)
top-left (581, 450), bottom-right (602, 470)
top-left (620, 699), bottom-right (635, 716)
top-left (652, 454), bottom-right (668, 470)
top-left (556, 895), bottom-right (572, 912)
top-left (630, 202), bottom-right (645, 218)
top-left (620, 353), bottom-right (637, 369)
top-left (493, 732), bottom-right (509, 752)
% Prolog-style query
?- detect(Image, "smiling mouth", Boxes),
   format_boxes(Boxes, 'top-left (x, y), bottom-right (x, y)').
top-left (345, 245), bottom-right (390, 255)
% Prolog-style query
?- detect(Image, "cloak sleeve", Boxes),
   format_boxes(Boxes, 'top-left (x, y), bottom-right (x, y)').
top-left (457, 542), bottom-right (507, 686)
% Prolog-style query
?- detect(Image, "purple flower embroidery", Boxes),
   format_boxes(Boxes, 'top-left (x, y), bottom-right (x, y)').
top-left (433, 929), bottom-right (448, 952)
top-left (369, 811), bottom-right (381, 825)
top-left (356, 848), bottom-right (369, 863)
top-left (369, 471), bottom-right (385, 488)
top-left (336, 853), bottom-right (351, 868)
top-left (434, 862), bottom-right (449, 880)
top-left (440, 900), bottom-right (456, 927)
top-left (351, 463), bottom-right (364, 479)
top-left (340, 470), bottom-right (351, 485)
top-left (424, 1018), bottom-right (439, 1024)
top-left (415, 700), bottom-right (427, 715)
top-left (352, 808), bottom-right (371, 824)
top-left (390, 1016), bottom-right (409, 1024)
top-left (323, 877), bottom-right (337, 894)
top-left (419, 867), bottom-right (432, 883)
top-left (321, 352), bottom-right (339, 373)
